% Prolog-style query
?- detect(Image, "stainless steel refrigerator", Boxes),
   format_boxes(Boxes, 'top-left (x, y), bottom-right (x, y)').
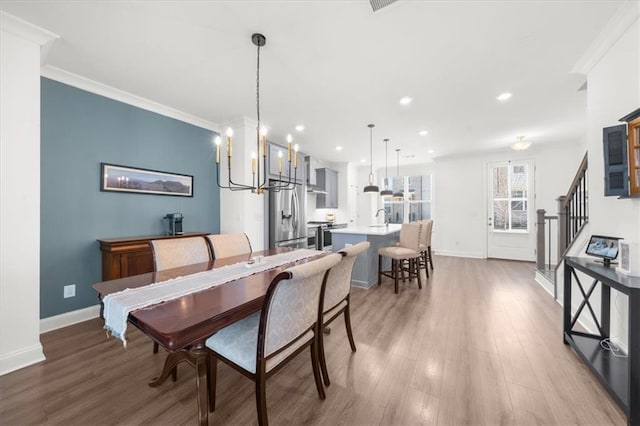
top-left (269, 180), bottom-right (307, 249)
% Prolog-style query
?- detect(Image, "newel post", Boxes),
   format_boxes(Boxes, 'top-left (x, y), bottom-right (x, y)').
top-left (536, 209), bottom-right (546, 270)
top-left (557, 196), bottom-right (567, 263)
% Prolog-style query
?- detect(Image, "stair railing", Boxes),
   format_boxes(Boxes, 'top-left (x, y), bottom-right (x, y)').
top-left (536, 152), bottom-right (588, 282)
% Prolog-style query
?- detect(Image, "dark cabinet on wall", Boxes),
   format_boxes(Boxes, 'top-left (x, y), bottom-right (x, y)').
top-left (316, 167), bottom-right (339, 209)
top-left (98, 232), bottom-right (208, 280)
top-left (603, 124), bottom-right (629, 197)
top-left (604, 108), bottom-right (640, 197)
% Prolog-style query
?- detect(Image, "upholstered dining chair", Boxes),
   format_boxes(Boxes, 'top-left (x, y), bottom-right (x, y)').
top-left (417, 220), bottom-right (433, 278)
top-left (206, 232), bottom-right (252, 259)
top-left (149, 236), bottom-right (211, 357)
top-left (318, 241), bottom-right (370, 387)
top-left (205, 253), bottom-right (342, 426)
top-left (150, 236), bottom-right (211, 272)
top-left (377, 222), bottom-right (423, 294)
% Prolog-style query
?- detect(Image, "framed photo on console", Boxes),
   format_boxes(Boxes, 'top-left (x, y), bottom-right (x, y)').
top-left (585, 235), bottom-right (620, 266)
top-left (101, 163), bottom-right (193, 197)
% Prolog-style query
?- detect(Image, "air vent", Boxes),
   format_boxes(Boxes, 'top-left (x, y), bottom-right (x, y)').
top-left (370, 0), bottom-right (398, 12)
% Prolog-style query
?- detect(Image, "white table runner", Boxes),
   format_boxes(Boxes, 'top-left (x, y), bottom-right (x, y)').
top-left (103, 249), bottom-right (322, 346)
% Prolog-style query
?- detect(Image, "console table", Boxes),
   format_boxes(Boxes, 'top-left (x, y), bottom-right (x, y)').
top-left (98, 232), bottom-right (209, 280)
top-left (564, 256), bottom-right (640, 426)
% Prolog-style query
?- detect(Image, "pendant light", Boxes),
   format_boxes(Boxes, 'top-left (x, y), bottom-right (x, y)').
top-left (380, 138), bottom-right (393, 197)
top-left (363, 124), bottom-right (380, 193)
top-left (393, 148), bottom-right (404, 199)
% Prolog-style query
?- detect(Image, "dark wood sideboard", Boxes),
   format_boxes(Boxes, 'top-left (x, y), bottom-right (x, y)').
top-left (98, 232), bottom-right (209, 281)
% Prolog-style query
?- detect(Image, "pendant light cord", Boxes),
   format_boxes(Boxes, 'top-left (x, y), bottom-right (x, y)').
top-left (256, 43), bottom-right (261, 140)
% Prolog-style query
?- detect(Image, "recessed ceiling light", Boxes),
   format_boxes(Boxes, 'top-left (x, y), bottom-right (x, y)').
top-left (497, 92), bottom-right (512, 101)
top-left (361, 158), bottom-right (366, 163)
top-left (428, 149), bottom-right (435, 154)
top-left (336, 146), bottom-right (343, 151)
top-left (399, 96), bottom-right (413, 105)
top-left (419, 130), bottom-right (429, 136)
top-left (295, 125), bottom-right (305, 132)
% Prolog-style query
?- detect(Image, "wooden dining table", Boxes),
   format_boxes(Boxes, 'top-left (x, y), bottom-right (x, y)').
top-left (92, 247), bottom-right (324, 426)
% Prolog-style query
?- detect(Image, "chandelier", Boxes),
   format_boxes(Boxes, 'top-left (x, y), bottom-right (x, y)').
top-left (214, 33), bottom-right (300, 194)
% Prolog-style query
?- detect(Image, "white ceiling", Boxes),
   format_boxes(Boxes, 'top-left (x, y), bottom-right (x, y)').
top-left (1, 1), bottom-right (624, 166)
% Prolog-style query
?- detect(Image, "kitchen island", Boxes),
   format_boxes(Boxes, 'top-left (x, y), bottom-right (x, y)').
top-left (330, 224), bottom-right (401, 288)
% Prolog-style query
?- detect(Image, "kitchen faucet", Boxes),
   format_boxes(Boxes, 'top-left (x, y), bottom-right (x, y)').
top-left (375, 208), bottom-right (389, 226)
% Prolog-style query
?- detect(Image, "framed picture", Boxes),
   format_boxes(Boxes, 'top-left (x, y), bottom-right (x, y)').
top-left (101, 163), bottom-right (193, 197)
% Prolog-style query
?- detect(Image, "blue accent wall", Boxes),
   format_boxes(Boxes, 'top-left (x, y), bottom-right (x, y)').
top-left (40, 78), bottom-right (220, 318)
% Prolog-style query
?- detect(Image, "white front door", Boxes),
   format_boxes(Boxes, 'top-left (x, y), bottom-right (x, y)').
top-left (487, 160), bottom-right (535, 261)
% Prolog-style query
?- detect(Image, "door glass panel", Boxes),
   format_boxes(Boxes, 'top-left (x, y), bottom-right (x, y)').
top-left (493, 166), bottom-right (508, 198)
top-left (511, 165), bottom-right (527, 198)
top-left (511, 200), bottom-right (527, 230)
top-left (493, 200), bottom-right (508, 230)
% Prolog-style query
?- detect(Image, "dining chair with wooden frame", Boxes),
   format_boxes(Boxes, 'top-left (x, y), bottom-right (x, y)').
top-left (149, 236), bottom-right (212, 358)
top-left (318, 241), bottom-right (370, 387)
top-left (205, 253), bottom-right (342, 426)
top-left (206, 232), bottom-right (252, 259)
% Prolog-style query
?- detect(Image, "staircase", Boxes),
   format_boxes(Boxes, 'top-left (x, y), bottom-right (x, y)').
top-left (536, 152), bottom-right (589, 298)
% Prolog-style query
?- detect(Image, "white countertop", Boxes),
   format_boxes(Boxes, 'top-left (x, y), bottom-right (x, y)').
top-left (330, 223), bottom-right (402, 235)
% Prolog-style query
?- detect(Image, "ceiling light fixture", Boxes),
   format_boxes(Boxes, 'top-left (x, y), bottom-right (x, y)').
top-left (419, 130), bottom-right (429, 136)
top-left (295, 125), bottom-right (305, 132)
top-left (363, 124), bottom-right (379, 193)
top-left (214, 33), bottom-right (299, 194)
top-left (399, 96), bottom-right (413, 105)
top-left (393, 148), bottom-right (404, 199)
top-left (497, 92), bottom-right (512, 101)
top-left (428, 149), bottom-right (435, 154)
top-left (336, 146), bottom-right (343, 151)
top-left (511, 135), bottom-right (532, 151)
top-left (381, 138), bottom-right (393, 197)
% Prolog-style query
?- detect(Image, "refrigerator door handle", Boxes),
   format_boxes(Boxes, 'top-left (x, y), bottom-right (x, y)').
top-left (292, 189), bottom-right (299, 234)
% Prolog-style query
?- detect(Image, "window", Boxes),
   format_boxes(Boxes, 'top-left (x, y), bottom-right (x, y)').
top-left (491, 163), bottom-right (529, 232)
top-left (381, 175), bottom-right (432, 223)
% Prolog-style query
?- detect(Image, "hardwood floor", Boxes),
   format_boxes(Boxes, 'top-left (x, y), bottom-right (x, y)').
top-left (0, 256), bottom-right (627, 425)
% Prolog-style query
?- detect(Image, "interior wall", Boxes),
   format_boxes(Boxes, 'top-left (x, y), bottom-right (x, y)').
top-left (365, 142), bottom-right (583, 258)
top-left (565, 16), bottom-right (640, 351)
top-left (40, 78), bottom-right (220, 319)
top-left (1, 16), bottom-right (53, 375)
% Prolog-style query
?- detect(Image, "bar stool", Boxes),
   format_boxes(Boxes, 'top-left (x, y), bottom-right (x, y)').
top-left (377, 222), bottom-right (423, 294)
top-left (418, 220), bottom-right (433, 278)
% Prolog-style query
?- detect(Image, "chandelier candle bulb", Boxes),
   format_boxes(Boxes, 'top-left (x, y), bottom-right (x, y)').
top-left (294, 144), bottom-right (299, 168)
top-left (214, 136), bottom-right (221, 163)
top-left (287, 134), bottom-right (292, 162)
top-left (251, 152), bottom-right (257, 174)
top-left (278, 150), bottom-right (283, 173)
top-left (226, 127), bottom-right (233, 158)
top-left (260, 126), bottom-right (267, 157)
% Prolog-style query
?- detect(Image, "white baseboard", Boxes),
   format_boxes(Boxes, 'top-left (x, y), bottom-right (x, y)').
top-left (0, 344), bottom-right (45, 376)
top-left (534, 270), bottom-right (555, 298)
top-left (40, 304), bottom-right (101, 334)
top-left (435, 250), bottom-right (485, 259)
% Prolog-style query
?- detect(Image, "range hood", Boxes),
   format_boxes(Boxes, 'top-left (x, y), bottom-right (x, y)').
top-left (307, 185), bottom-right (328, 194)
top-left (305, 156), bottom-right (328, 194)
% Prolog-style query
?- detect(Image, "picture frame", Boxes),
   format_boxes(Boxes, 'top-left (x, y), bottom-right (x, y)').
top-left (100, 163), bottom-right (193, 197)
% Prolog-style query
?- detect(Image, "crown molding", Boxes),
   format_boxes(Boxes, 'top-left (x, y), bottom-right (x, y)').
top-left (1, 11), bottom-right (59, 45)
top-left (571, 0), bottom-right (640, 75)
top-left (41, 65), bottom-right (220, 132)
